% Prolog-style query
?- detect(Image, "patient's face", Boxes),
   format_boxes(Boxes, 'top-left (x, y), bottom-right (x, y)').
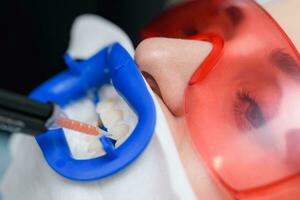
top-left (135, 0), bottom-right (300, 198)
top-left (2, 1), bottom-right (300, 200)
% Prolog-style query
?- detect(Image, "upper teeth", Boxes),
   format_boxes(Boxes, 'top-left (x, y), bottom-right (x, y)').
top-left (97, 101), bottom-right (123, 129)
top-left (97, 85), bottom-right (137, 146)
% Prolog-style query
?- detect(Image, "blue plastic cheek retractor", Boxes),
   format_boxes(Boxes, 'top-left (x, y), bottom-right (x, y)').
top-left (29, 43), bottom-right (156, 181)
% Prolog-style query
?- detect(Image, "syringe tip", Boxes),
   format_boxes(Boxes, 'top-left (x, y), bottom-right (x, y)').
top-left (56, 117), bottom-right (100, 136)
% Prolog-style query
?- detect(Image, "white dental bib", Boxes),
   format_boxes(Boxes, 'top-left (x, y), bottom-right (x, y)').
top-left (0, 14), bottom-right (195, 200)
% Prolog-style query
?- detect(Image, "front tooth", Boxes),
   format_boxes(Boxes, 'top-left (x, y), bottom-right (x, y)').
top-left (100, 108), bottom-right (123, 128)
top-left (110, 123), bottom-right (129, 140)
top-left (99, 85), bottom-right (119, 99)
top-left (96, 100), bottom-right (116, 113)
top-left (87, 139), bottom-right (105, 156)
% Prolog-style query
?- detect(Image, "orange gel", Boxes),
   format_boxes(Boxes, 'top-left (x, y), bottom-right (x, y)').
top-left (56, 117), bottom-right (100, 136)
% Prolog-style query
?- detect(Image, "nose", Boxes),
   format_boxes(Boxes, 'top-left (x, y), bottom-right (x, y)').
top-left (135, 38), bottom-right (212, 116)
top-left (286, 129), bottom-right (300, 166)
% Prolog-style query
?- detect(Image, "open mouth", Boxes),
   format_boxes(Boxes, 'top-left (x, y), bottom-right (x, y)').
top-left (31, 43), bottom-right (156, 180)
top-left (62, 84), bottom-right (137, 160)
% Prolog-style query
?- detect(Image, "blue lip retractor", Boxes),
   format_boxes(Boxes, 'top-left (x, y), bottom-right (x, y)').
top-left (29, 43), bottom-right (156, 181)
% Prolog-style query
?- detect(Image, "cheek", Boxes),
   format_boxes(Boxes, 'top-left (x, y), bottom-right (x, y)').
top-left (185, 77), bottom-right (237, 164)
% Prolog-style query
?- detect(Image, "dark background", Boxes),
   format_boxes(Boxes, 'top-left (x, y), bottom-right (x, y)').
top-left (0, 0), bottom-right (165, 95)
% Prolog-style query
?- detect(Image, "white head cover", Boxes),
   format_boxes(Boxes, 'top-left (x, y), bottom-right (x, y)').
top-left (0, 14), bottom-right (195, 200)
top-left (257, 0), bottom-right (274, 4)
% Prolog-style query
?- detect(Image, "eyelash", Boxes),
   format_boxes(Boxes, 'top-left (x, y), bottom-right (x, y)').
top-left (234, 89), bottom-right (265, 130)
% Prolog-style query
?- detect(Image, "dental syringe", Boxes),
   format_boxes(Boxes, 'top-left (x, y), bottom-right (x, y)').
top-left (0, 88), bottom-right (105, 136)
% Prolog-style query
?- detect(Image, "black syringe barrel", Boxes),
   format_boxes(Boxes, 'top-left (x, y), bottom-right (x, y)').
top-left (0, 89), bottom-right (54, 136)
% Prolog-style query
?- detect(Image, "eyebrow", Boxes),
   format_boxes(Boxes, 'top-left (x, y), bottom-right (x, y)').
top-left (269, 49), bottom-right (300, 81)
top-left (225, 6), bottom-right (244, 27)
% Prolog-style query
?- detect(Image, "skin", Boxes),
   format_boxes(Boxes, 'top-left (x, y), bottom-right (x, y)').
top-left (134, 0), bottom-right (300, 199)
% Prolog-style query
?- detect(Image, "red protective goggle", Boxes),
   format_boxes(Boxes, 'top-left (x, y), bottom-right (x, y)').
top-left (141, 0), bottom-right (300, 199)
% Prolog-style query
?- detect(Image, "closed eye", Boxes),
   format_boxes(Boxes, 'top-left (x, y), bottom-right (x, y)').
top-left (234, 90), bottom-right (265, 130)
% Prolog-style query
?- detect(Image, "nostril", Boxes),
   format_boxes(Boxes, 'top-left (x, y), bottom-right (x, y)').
top-left (141, 71), bottom-right (162, 99)
top-left (285, 129), bottom-right (300, 166)
top-left (182, 26), bottom-right (199, 37)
